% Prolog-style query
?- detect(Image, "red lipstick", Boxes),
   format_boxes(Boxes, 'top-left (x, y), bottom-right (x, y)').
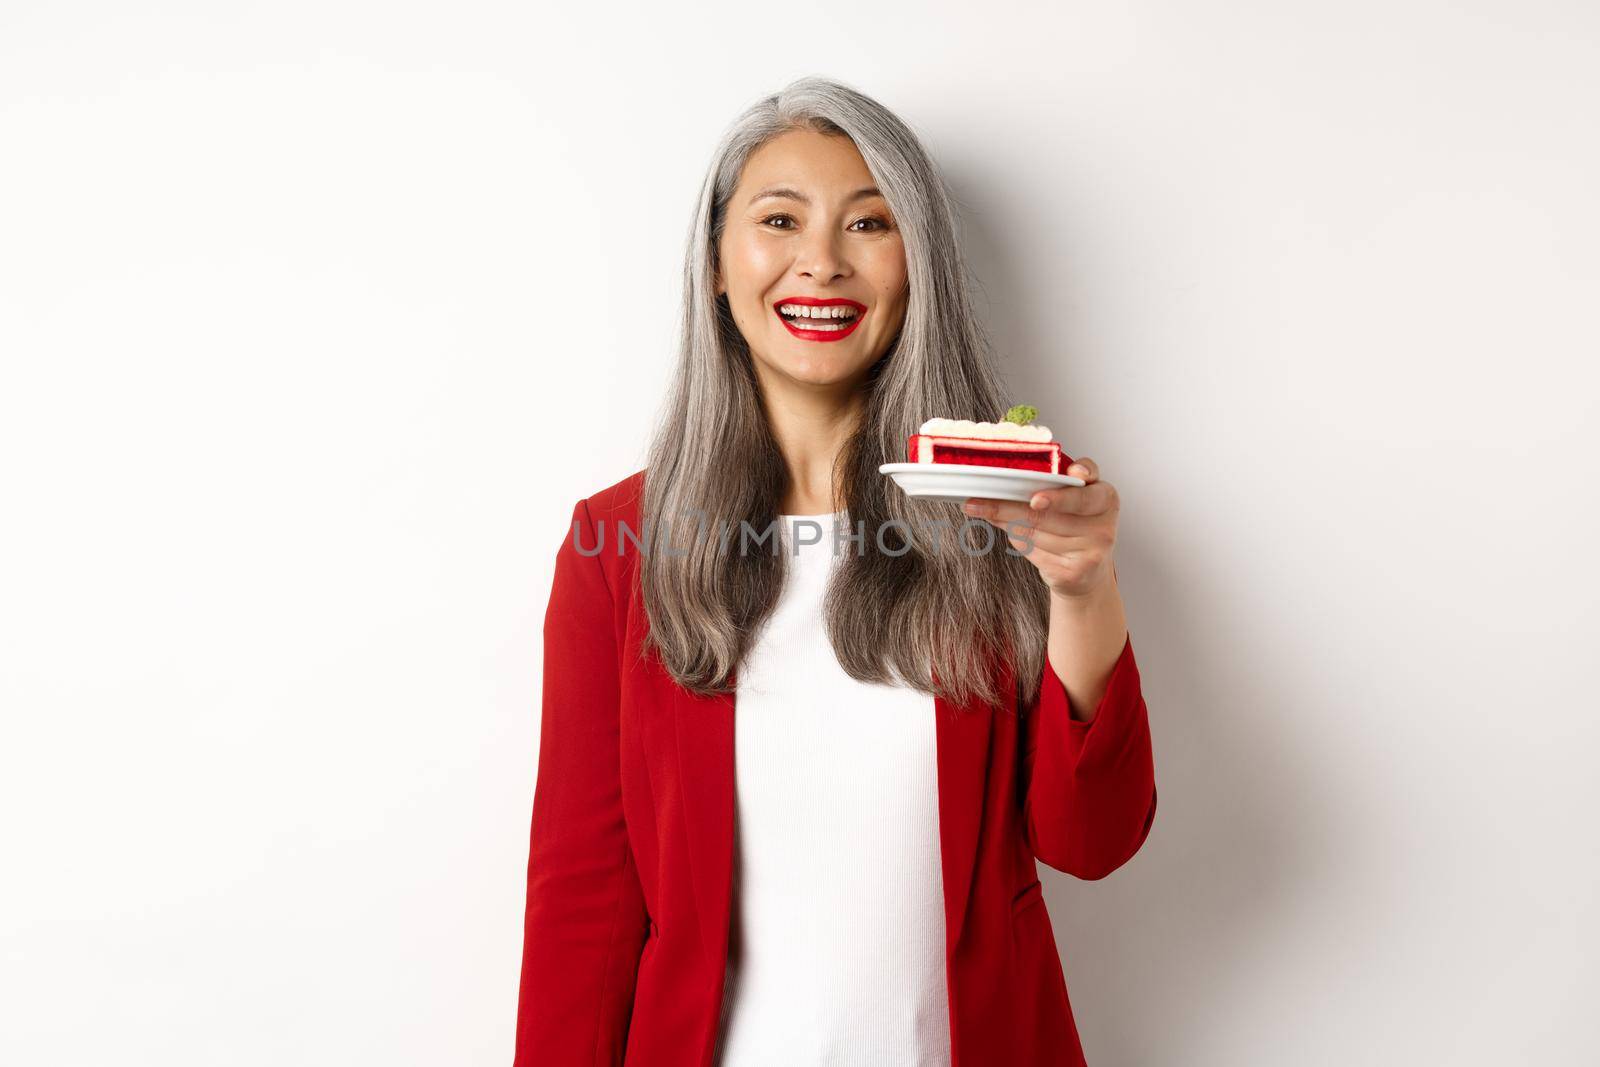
top-left (771, 295), bottom-right (867, 343)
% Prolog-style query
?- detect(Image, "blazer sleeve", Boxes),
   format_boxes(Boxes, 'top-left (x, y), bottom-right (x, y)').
top-left (1019, 632), bottom-right (1158, 880)
top-left (514, 497), bottom-right (649, 1065)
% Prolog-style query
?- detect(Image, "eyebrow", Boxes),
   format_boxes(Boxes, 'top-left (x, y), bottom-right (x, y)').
top-left (748, 185), bottom-right (885, 207)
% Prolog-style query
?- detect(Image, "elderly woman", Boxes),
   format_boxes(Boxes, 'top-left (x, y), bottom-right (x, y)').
top-left (513, 76), bottom-right (1156, 1067)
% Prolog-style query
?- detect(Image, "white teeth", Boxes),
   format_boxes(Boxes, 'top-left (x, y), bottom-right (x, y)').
top-left (777, 303), bottom-right (859, 320)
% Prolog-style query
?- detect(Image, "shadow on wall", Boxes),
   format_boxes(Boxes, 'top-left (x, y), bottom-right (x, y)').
top-left (1047, 539), bottom-right (1331, 1065)
top-left (947, 160), bottom-right (1344, 1065)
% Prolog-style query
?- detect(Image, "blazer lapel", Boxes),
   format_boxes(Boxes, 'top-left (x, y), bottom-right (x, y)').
top-left (673, 668), bottom-right (737, 970)
top-left (934, 687), bottom-right (995, 954)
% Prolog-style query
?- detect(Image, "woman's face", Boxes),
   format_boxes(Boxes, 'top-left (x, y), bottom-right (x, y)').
top-left (716, 129), bottom-right (909, 390)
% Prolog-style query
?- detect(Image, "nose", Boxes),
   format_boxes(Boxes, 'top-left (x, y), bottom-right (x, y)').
top-left (794, 227), bottom-right (850, 283)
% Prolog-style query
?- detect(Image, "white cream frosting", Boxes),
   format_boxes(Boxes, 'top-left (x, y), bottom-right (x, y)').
top-left (916, 417), bottom-right (1053, 442)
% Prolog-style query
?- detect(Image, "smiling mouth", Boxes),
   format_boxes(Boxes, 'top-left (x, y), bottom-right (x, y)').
top-left (773, 300), bottom-right (867, 342)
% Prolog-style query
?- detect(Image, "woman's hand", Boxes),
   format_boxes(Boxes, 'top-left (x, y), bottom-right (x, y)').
top-left (961, 456), bottom-right (1119, 600)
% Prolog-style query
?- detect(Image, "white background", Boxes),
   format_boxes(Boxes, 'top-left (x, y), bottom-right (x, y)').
top-left (2, 2), bottom-right (1596, 1064)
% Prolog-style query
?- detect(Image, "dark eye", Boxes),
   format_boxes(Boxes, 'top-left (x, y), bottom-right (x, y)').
top-left (761, 214), bottom-right (795, 230)
top-left (851, 216), bottom-right (889, 232)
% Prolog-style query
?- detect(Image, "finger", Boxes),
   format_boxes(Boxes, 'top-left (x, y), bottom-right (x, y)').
top-left (1018, 481), bottom-right (1117, 518)
top-left (1064, 455), bottom-right (1098, 483)
top-left (964, 497), bottom-right (1036, 526)
top-left (965, 499), bottom-right (1107, 540)
top-left (994, 522), bottom-right (1097, 558)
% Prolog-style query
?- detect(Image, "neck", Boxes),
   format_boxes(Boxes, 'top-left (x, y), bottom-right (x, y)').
top-left (755, 366), bottom-right (867, 516)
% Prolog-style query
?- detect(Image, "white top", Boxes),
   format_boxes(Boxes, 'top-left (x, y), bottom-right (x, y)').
top-left (715, 512), bottom-right (952, 1066)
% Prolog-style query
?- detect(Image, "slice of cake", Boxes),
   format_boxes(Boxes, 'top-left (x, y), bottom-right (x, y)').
top-left (906, 404), bottom-right (1068, 474)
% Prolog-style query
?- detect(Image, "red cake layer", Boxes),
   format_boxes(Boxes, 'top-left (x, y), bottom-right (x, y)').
top-left (907, 433), bottom-right (1066, 474)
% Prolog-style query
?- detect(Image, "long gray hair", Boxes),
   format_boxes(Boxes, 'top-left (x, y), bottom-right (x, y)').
top-left (638, 75), bottom-right (1049, 711)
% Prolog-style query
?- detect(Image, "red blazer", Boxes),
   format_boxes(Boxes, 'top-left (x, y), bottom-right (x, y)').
top-left (514, 470), bottom-right (1157, 1066)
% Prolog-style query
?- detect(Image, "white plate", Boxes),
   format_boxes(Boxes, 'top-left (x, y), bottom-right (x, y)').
top-left (878, 461), bottom-right (1085, 503)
